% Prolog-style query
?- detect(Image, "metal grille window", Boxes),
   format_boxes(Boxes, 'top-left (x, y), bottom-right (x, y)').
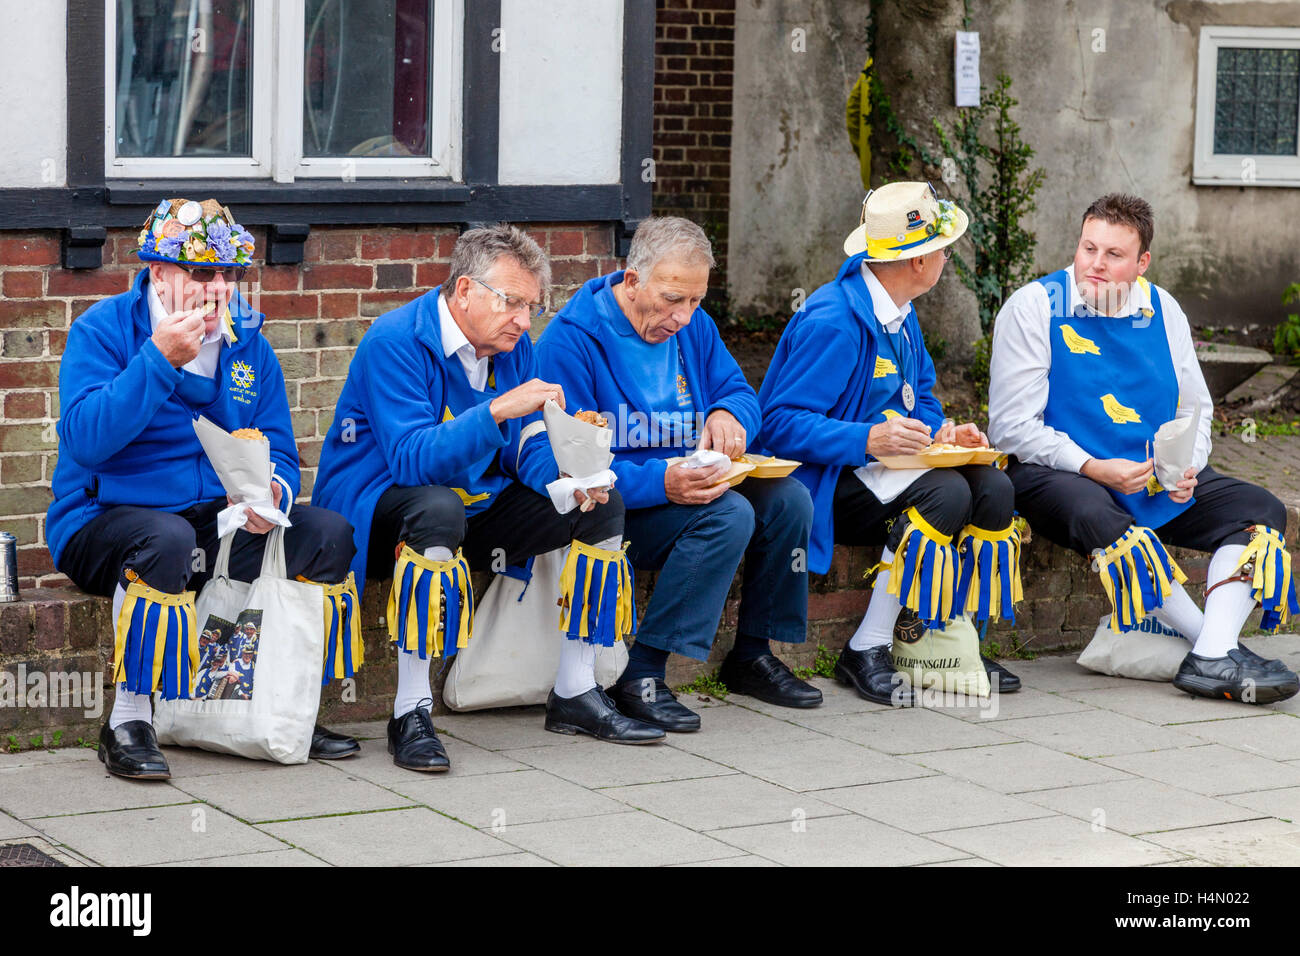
top-left (105, 0), bottom-right (460, 180)
top-left (1213, 47), bottom-right (1300, 156)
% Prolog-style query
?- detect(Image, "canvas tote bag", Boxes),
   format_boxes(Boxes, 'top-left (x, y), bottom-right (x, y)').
top-left (443, 547), bottom-right (628, 711)
top-left (154, 527), bottom-right (326, 763)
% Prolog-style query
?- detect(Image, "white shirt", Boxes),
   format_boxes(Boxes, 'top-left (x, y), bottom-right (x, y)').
top-left (438, 293), bottom-right (490, 390)
top-left (987, 265), bottom-right (1213, 474)
top-left (861, 262), bottom-right (910, 333)
top-left (146, 277), bottom-right (232, 379)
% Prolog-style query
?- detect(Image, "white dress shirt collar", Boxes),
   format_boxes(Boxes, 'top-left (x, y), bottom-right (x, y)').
top-left (146, 275), bottom-right (232, 378)
top-left (1063, 263), bottom-right (1152, 318)
top-left (860, 262), bottom-right (910, 333)
top-left (438, 292), bottom-right (490, 391)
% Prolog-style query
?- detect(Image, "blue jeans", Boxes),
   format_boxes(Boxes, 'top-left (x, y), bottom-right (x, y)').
top-left (623, 476), bottom-right (813, 660)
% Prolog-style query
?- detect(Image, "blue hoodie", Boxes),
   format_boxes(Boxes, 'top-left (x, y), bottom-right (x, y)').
top-left (756, 254), bottom-right (944, 574)
top-left (47, 269), bottom-right (299, 568)
top-left (312, 287), bottom-right (559, 591)
top-left (535, 271), bottom-right (762, 510)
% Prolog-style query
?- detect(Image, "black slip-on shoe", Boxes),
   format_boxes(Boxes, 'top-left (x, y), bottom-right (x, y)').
top-left (544, 686), bottom-right (665, 744)
top-left (387, 701), bottom-right (450, 772)
top-left (98, 720), bottom-right (170, 780)
top-left (981, 654), bottom-right (1022, 693)
top-left (310, 724), bottom-right (360, 759)
top-left (1235, 642), bottom-right (1290, 672)
top-left (608, 677), bottom-right (701, 732)
top-left (834, 644), bottom-right (914, 707)
top-left (719, 653), bottom-right (823, 709)
top-left (1173, 649), bottom-right (1300, 705)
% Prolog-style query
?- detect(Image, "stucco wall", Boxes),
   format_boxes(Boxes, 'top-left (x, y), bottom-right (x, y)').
top-left (0, 0), bottom-right (66, 188)
top-left (729, 0), bottom-right (1300, 355)
top-left (727, 0), bottom-right (871, 321)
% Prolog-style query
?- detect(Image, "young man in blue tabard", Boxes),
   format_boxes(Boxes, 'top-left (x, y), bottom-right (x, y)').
top-left (537, 217), bottom-right (823, 732)
top-left (47, 198), bottom-right (362, 779)
top-left (989, 193), bottom-right (1299, 703)
top-left (315, 225), bottom-right (659, 769)
top-left (758, 182), bottom-right (1024, 706)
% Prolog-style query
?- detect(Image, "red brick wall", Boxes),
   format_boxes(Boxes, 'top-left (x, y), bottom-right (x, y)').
top-left (0, 223), bottom-right (620, 589)
top-left (653, 0), bottom-right (735, 314)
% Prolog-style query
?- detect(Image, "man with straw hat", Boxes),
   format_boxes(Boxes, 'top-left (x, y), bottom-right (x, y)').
top-left (46, 197), bottom-right (363, 779)
top-left (988, 192), bottom-right (1299, 703)
top-left (758, 181), bottom-right (1024, 705)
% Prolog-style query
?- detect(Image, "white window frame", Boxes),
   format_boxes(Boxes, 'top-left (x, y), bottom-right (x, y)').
top-left (1193, 25), bottom-right (1300, 187)
top-left (104, 0), bottom-right (461, 182)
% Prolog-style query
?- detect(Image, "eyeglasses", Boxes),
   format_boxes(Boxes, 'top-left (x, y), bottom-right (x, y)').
top-left (474, 277), bottom-right (546, 320)
top-left (178, 263), bottom-right (247, 283)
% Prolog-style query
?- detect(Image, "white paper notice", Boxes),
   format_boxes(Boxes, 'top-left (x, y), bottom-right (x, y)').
top-left (955, 31), bottom-right (980, 107)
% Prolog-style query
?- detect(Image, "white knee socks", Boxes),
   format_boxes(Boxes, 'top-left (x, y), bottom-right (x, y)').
top-left (849, 547), bottom-right (901, 651)
top-left (392, 546), bottom-right (453, 718)
top-left (1193, 544), bottom-right (1255, 659)
top-left (108, 583), bottom-right (153, 729)
top-left (552, 535), bottom-right (622, 699)
top-left (1151, 581), bottom-right (1203, 643)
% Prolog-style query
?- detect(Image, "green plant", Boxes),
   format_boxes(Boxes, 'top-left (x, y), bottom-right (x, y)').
top-left (51, 730), bottom-right (63, 748)
top-left (793, 644), bottom-right (839, 681)
top-left (933, 74), bottom-right (1046, 347)
top-left (983, 634), bottom-right (1038, 661)
top-left (28, 735), bottom-right (42, 750)
top-left (676, 669), bottom-right (729, 699)
top-left (1276, 283), bottom-right (1300, 364)
top-left (5, 735), bottom-right (19, 753)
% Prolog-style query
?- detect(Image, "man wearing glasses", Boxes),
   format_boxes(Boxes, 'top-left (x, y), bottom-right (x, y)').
top-left (757, 182), bottom-right (1023, 705)
top-left (47, 198), bottom-right (362, 779)
top-left (314, 223), bottom-right (658, 773)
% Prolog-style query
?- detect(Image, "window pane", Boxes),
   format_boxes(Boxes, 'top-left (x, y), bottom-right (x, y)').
top-left (303, 0), bottom-right (432, 157)
top-left (1213, 45), bottom-right (1300, 155)
top-left (114, 0), bottom-right (253, 157)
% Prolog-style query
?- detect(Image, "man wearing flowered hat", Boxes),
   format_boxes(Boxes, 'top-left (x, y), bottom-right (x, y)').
top-left (47, 198), bottom-right (364, 780)
top-left (758, 181), bottom-right (1024, 705)
top-left (989, 193), bottom-right (1300, 703)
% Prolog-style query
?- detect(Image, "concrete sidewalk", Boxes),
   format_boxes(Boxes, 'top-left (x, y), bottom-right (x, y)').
top-left (4, 634), bottom-right (1300, 867)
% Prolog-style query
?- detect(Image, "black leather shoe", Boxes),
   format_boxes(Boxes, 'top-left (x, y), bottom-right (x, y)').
top-left (981, 654), bottom-right (1022, 693)
top-left (1235, 642), bottom-right (1290, 672)
top-left (387, 700), bottom-right (450, 772)
top-left (545, 686), bottom-right (665, 744)
top-left (719, 652), bottom-right (823, 709)
top-left (834, 644), bottom-right (914, 706)
top-left (310, 724), bottom-right (360, 759)
top-left (98, 720), bottom-right (170, 780)
top-left (609, 678), bottom-right (701, 732)
top-left (1173, 649), bottom-right (1300, 705)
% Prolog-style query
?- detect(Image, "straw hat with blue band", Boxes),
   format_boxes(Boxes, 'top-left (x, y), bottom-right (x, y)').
top-left (843, 181), bottom-right (969, 261)
top-left (134, 198), bottom-right (255, 268)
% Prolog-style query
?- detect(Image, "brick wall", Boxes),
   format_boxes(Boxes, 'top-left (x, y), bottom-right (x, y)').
top-left (653, 0), bottom-right (735, 316)
top-left (0, 222), bottom-right (620, 589)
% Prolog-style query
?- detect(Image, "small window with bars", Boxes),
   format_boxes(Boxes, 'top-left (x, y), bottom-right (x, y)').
top-left (1194, 27), bottom-right (1300, 186)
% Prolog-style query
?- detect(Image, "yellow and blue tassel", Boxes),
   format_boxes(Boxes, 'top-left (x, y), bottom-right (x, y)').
top-left (558, 540), bottom-right (636, 647)
top-left (1093, 525), bottom-right (1187, 633)
top-left (114, 571), bottom-right (199, 700)
top-left (300, 572), bottom-right (364, 683)
top-left (1235, 525), bottom-right (1300, 633)
top-left (385, 546), bottom-right (474, 659)
top-left (887, 507), bottom-right (960, 630)
top-left (956, 521), bottom-right (1024, 624)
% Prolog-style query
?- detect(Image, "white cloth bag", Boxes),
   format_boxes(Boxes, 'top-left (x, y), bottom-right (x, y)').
top-left (1076, 614), bottom-right (1190, 681)
top-left (154, 527), bottom-right (326, 763)
top-left (443, 547), bottom-right (628, 712)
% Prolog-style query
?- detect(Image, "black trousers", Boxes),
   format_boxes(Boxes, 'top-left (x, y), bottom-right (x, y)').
top-left (59, 500), bottom-right (356, 596)
top-left (1007, 461), bottom-right (1286, 556)
top-left (832, 464), bottom-right (1016, 550)
top-left (367, 481), bottom-right (625, 575)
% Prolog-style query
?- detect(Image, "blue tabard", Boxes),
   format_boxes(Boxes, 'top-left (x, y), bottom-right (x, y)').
top-left (1039, 269), bottom-right (1193, 527)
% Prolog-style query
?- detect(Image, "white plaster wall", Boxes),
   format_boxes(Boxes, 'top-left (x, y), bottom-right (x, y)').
top-left (0, 0), bottom-right (67, 188)
top-left (497, 0), bottom-right (623, 185)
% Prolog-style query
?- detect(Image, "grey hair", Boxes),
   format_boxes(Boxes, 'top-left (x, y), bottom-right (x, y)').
top-left (626, 216), bottom-right (715, 277)
top-left (442, 223), bottom-right (551, 299)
